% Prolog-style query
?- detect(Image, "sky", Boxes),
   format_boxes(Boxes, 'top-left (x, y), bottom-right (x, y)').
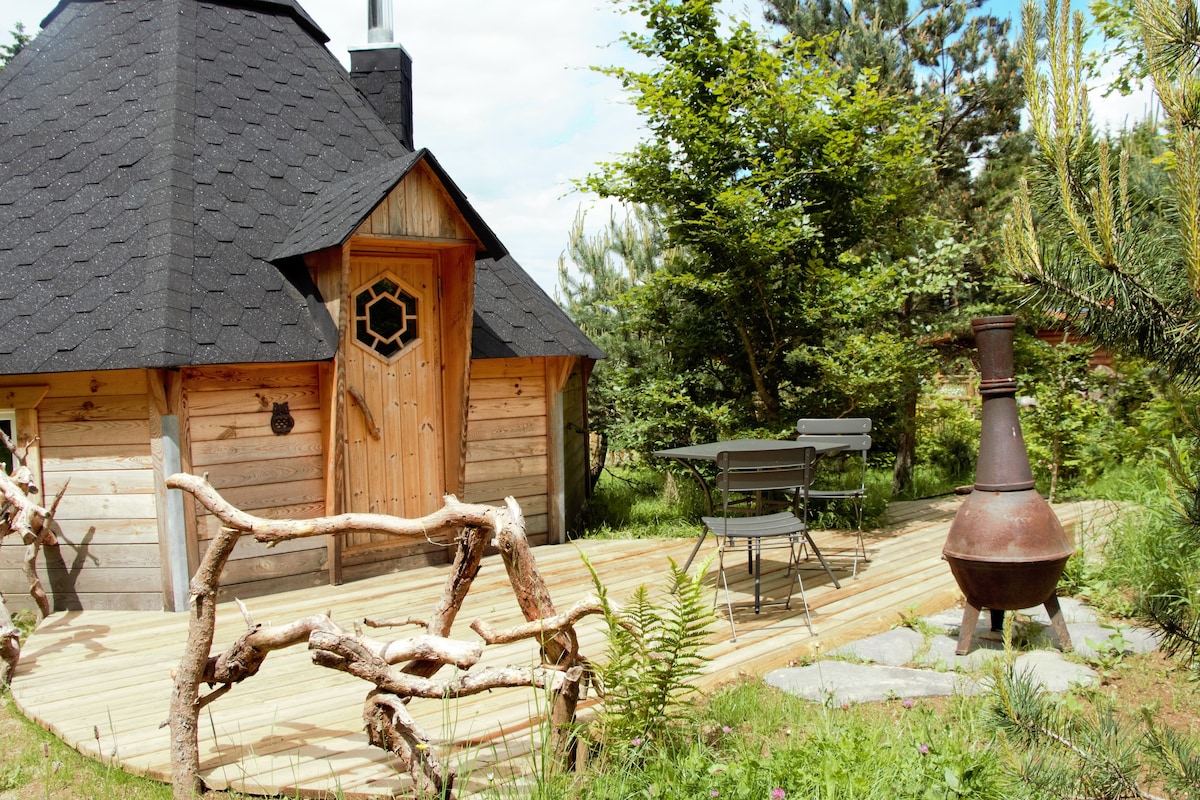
top-left (0, 0), bottom-right (1156, 297)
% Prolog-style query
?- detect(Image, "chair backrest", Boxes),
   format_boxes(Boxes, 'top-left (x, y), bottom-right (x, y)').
top-left (714, 446), bottom-right (816, 513)
top-left (796, 417), bottom-right (871, 435)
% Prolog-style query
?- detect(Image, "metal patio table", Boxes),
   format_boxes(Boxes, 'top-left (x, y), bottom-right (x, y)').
top-left (654, 439), bottom-right (847, 570)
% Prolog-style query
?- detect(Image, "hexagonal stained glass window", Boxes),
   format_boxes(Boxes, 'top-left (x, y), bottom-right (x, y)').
top-left (353, 275), bottom-right (419, 360)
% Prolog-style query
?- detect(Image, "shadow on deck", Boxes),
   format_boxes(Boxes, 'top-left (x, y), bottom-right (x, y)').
top-left (8, 496), bottom-right (1121, 798)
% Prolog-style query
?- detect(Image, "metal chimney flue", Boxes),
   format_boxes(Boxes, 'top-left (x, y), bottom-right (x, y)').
top-left (367, 0), bottom-right (393, 43)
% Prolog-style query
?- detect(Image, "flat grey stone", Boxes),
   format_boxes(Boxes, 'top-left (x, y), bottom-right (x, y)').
top-left (1024, 597), bottom-right (1096, 625)
top-left (832, 628), bottom-right (927, 667)
top-left (764, 661), bottom-right (982, 704)
top-left (916, 634), bottom-right (1006, 671)
top-left (1068, 622), bottom-right (1160, 660)
top-left (1012, 650), bottom-right (1099, 692)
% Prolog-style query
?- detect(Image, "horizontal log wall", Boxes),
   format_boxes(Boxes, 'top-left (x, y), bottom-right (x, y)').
top-left (0, 370), bottom-right (163, 611)
top-left (464, 358), bottom-right (550, 545)
top-left (183, 364), bottom-right (327, 600)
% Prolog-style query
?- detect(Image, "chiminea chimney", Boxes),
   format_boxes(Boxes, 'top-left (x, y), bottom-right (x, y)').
top-left (349, 0), bottom-right (414, 151)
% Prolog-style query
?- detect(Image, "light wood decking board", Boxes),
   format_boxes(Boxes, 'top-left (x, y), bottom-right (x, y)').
top-left (9, 498), bottom-right (1120, 798)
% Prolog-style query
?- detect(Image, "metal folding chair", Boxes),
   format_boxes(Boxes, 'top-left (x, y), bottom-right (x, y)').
top-left (701, 446), bottom-right (840, 640)
top-left (795, 418), bottom-right (872, 577)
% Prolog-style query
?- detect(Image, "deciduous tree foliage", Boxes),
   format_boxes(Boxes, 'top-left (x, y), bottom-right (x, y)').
top-left (765, 0), bottom-right (1030, 493)
top-left (584, 0), bottom-right (935, 435)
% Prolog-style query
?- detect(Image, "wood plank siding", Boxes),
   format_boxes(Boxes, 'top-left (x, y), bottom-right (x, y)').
top-left (0, 370), bottom-right (162, 611)
top-left (183, 364), bottom-right (329, 600)
top-left (464, 358), bottom-right (552, 544)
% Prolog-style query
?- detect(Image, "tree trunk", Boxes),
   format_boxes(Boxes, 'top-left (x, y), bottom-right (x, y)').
top-left (892, 380), bottom-right (919, 496)
top-left (588, 431), bottom-right (607, 495)
top-left (733, 318), bottom-right (780, 425)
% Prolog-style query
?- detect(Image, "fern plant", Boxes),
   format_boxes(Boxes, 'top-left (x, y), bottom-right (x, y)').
top-left (583, 553), bottom-right (714, 746)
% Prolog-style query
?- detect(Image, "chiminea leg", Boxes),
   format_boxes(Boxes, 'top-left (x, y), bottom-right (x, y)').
top-left (956, 602), bottom-right (982, 655)
top-left (1043, 594), bottom-right (1073, 652)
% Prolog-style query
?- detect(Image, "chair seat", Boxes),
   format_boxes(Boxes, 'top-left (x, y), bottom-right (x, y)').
top-left (701, 511), bottom-right (806, 540)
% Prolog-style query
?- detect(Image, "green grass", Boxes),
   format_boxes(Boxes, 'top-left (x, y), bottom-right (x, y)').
top-left (0, 689), bottom-right (178, 800)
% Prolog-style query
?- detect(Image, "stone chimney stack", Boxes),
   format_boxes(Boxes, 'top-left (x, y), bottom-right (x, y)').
top-left (349, 0), bottom-right (414, 151)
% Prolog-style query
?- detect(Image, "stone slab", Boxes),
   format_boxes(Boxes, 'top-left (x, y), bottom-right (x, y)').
top-left (764, 662), bottom-right (982, 704)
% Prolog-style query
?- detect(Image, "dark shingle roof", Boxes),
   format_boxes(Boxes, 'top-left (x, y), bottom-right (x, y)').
top-left (0, 0), bottom-right (599, 376)
top-left (473, 256), bottom-right (605, 360)
top-left (271, 149), bottom-right (504, 262)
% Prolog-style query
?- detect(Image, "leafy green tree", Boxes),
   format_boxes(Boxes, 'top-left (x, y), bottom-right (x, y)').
top-left (584, 0), bottom-right (936, 440)
top-left (762, 0), bottom-right (1030, 493)
top-left (0, 23), bottom-right (30, 69)
top-left (764, 0), bottom-right (1025, 213)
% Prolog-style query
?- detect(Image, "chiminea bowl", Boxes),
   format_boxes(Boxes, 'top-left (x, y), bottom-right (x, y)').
top-left (943, 489), bottom-right (1072, 610)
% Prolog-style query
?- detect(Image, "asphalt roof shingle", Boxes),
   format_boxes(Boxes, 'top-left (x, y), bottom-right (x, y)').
top-left (0, 0), bottom-right (600, 377)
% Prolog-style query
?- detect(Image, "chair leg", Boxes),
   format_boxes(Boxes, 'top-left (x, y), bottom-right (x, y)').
top-left (715, 539), bottom-right (737, 641)
top-left (793, 566), bottom-right (814, 635)
top-left (851, 498), bottom-right (867, 578)
top-left (802, 532), bottom-right (841, 590)
top-left (753, 540), bottom-right (762, 613)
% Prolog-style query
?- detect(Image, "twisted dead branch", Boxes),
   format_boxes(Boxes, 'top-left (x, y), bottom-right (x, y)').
top-left (165, 473), bottom-right (599, 800)
top-left (0, 432), bottom-right (64, 684)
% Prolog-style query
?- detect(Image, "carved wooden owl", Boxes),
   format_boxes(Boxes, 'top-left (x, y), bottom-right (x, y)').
top-left (270, 402), bottom-right (294, 435)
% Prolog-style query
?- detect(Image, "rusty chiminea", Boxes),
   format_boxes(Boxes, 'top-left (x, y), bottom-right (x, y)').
top-left (942, 316), bottom-right (1075, 655)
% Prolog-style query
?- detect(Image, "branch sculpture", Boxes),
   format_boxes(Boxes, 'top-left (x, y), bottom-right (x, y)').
top-left (165, 472), bottom-right (599, 800)
top-left (0, 432), bottom-right (64, 685)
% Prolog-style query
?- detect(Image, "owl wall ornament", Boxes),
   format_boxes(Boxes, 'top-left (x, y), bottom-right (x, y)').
top-left (270, 402), bottom-right (294, 435)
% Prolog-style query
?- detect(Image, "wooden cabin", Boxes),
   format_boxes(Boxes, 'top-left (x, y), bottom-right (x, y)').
top-left (0, 0), bottom-right (602, 612)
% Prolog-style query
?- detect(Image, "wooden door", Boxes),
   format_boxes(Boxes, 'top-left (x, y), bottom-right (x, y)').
top-left (343, 252), bottom-right (445, 554)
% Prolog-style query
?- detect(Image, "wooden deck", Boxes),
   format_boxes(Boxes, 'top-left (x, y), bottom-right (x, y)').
top-left (8, 497), bottom-right (1121, 798)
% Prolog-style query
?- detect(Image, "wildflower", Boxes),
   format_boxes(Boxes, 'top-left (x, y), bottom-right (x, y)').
top-left (902, 698), bottom-right (914, 708)
top-left (722, 725), bottom-right (732, 734)
top-left (918, 743), bottom-right (929, 755)
top-left (771, 788), bottom-right (786, 800)
top-left (632, 737), bottom-right (644, 746)
top-left (711, 792), bottom-right (720, 798)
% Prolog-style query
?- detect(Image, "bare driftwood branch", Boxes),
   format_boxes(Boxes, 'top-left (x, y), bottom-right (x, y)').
top-left (363, 616), bottom-right (427, 629)
top-left (0, 465), bottom-right (61, 619)
top-left (494, 497), bottom-right (585, 768)
top-left (203, 613), bottom-right (344, 685)
top-left (169, 524), bottom-right (241, 800)
top-left (309, 631), bottom-right (582, 698)
top-left (165, 474), bottom-right (590, 796)
top-left (365, 690), bottom-right (452, 798)
top-left (167, 473), bottom-right (507, 546)
top-left (0, 592), bottom-right (19, 686)
top-left (470, 598), bottom-right (605, 646)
